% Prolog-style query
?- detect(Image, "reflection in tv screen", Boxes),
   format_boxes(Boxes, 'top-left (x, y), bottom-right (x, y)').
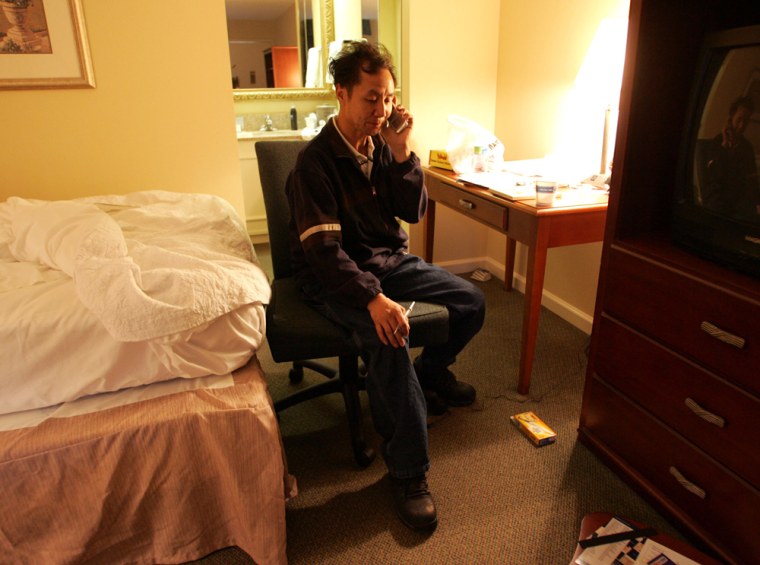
top-left (694, 45), bottom-right (760, 225)
top-left (674, 25), bottom-right (760, 278)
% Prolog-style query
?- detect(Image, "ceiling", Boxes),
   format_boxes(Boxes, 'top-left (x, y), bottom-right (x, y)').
top-left (226, 0), bottom-right (292, 21)
top-left (226, 0), bottom-right (377, 21)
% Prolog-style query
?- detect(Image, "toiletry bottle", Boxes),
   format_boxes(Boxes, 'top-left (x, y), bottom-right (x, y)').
top-left (472, 146), bottom-right (486, 173)
top-left (290, 106), bottom-right (298, 130)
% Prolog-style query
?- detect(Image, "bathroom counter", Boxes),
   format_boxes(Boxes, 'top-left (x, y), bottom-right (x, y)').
top-left (237, 130), bottom-right (303, 140)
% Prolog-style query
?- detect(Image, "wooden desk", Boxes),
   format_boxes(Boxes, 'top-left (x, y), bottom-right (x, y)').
top-left (422, 167), bottom-right (608, 395)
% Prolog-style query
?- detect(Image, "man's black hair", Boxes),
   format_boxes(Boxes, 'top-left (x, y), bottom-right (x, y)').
top-left (730, 95), bottom-right (755, 117)
top-left (328, 41), bottom-right (397, 92)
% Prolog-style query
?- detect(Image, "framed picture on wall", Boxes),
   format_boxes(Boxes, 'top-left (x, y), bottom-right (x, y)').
top-left (0, 0), bottom-right (94, 89)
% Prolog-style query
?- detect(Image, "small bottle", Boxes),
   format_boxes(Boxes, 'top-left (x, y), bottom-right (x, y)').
top-left (472, 145), bottom-right (486, 172)
top-left (290, 106), bottom-right (298, 130)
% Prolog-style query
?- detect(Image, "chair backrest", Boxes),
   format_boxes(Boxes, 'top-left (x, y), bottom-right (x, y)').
top-left (255, 140), bottom-right (308, 279)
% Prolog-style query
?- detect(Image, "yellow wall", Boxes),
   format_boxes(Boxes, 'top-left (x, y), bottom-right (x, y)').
top-left (0, 0), bottom-right (245, 218)
top-left (495, 0), bottom-right (630, 160)
top-left (405, 0), bottom-right (629, 332)
top-left (403, 0), bottom-right (501, 261)
top-left (492, 0), bottom-right (629, 330)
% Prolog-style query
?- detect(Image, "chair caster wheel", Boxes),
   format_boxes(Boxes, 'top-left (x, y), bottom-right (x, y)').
top-left (353, 445), bottom-right (376, 468)
top-left (289, 365), bottom-right (304, 384)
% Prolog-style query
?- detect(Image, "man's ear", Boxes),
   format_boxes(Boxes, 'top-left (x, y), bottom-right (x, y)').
top-left (335, 84), bottom-right (348, 106)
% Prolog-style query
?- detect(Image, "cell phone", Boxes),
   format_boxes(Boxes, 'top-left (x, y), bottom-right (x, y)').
top-left (387, 105), bottom-right (409, 134)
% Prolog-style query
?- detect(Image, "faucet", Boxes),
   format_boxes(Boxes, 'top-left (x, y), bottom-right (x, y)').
top-left (260, 115), bottom-right (276, 131)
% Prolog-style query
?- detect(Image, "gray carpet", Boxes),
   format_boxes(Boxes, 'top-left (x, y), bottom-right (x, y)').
top-left (195, 248), bottom-right (686, 564)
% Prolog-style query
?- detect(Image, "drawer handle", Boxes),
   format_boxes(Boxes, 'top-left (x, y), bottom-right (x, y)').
top-left (669, 466), bottom-right (706, 500)
top-left (684, 397), bottom-right (725, 428)
top-left (700, 321), bottom-right (746, 349)
top-left (458, 199), bottom-right (474, 210)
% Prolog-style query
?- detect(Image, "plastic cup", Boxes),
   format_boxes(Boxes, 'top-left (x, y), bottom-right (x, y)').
top-left (535, 180), bottom-right (558, 206)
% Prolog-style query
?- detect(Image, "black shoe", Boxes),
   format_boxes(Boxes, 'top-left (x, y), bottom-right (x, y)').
top-left (390, 475), bottom-right (438, 531)
top-left (414, 359), bottom-right (476, 407)
top-left (423, 388), bottom-right (449, 416)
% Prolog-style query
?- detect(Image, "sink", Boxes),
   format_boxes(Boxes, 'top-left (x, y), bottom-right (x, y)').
top-left (237, 130), bottom-right (302, 140)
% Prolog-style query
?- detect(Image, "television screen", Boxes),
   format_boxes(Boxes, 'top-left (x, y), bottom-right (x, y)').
top-left (674, 24), bottom-right (760, 278)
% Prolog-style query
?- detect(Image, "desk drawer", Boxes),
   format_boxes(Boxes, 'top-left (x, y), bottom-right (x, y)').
top-left (594, 315), bottom-right (760, 486)
top-left (426, 176), bottom-right (508, 231)
top-left (603, 247), bottom-right (760, 396)
top-left (582, 378), bottom-right (760, 565)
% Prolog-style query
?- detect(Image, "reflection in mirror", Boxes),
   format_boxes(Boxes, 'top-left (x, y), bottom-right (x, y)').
top-left (226, 0), bottom-right (304, 89)
top-left (228, 0), bottom-right (401, 101)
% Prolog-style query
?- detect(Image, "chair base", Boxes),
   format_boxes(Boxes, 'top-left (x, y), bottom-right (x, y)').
top-left (274, 355), bottom-right (376, 468)
top-left (288, 360), bottom-right (337, 384)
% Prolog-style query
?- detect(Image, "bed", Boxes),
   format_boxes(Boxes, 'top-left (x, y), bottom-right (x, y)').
top-left (0, 191), bottom-right (295, 564)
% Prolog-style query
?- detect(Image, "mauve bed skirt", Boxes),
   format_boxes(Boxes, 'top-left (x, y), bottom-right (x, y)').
top-left (0, 356), bottom-right (296, 565)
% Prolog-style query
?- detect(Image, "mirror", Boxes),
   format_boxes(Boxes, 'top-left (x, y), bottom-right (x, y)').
top-left (227, 0), bottom-right (400, 101)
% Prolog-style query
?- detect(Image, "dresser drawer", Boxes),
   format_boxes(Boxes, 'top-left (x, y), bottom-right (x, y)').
top-left (603, 247), bottom-right (760, 396)
top-left (594, 315), bottom-right (760, 486)
top-left (581, 378), bottom-right (760, 565)
top-left (425, 174), bottom-right (508, 231)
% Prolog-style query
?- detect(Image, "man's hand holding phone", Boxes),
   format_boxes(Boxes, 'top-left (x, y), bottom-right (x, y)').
top-left (384, 100), bottom-right (412, 161)
top-left (387, 104), bottom-right (409, 134)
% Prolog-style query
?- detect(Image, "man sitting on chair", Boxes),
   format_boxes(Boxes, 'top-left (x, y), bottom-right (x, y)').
top-left (286, 41), bottom-right (485, 531)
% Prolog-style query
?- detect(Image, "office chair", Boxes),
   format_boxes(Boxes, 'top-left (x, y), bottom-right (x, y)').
top-left (255, 140), bottom-right (449, 467)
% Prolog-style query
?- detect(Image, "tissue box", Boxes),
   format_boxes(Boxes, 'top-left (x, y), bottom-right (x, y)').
top-left (429, 149), bottom-right (454, 171)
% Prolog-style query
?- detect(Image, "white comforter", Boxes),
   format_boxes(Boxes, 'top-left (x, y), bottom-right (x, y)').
top-left (0, 191), bottom-right (272, 415)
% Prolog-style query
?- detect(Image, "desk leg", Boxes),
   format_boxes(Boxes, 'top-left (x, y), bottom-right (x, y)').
top-left (504, 237), bottom-right (516, 291)
top-left (423, 199), bottom-right (436, 263)
top-left (518, 223), bottom-right (550, 395)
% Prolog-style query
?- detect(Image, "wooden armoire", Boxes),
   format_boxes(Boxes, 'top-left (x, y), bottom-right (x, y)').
top-left (578, 1), bottom-right (760, 564)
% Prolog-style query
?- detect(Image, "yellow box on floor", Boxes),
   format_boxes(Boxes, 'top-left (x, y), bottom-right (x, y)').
top-left (510, 411), bottom-right (557, 446)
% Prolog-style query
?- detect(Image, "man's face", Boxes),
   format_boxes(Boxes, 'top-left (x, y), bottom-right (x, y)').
top-left (335, 67), bottom-right (395, 141)
top-left (730, 105), bottom-right (752, 135)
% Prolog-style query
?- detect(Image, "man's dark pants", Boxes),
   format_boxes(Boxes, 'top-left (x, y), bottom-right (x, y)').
top-left (308, 254), bottom-right (486, 479)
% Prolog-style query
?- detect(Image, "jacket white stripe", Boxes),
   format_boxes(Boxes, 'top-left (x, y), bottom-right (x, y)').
top-left (300, 223), bottom-right (341, 242)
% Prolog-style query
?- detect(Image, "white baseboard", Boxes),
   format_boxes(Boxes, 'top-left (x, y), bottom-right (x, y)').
top-left (246, 217), bottom-right (269, 245)
top-left (435, 256), bottom-right (593, 335)
top-left (249, 233), bottom-right (269, 245)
